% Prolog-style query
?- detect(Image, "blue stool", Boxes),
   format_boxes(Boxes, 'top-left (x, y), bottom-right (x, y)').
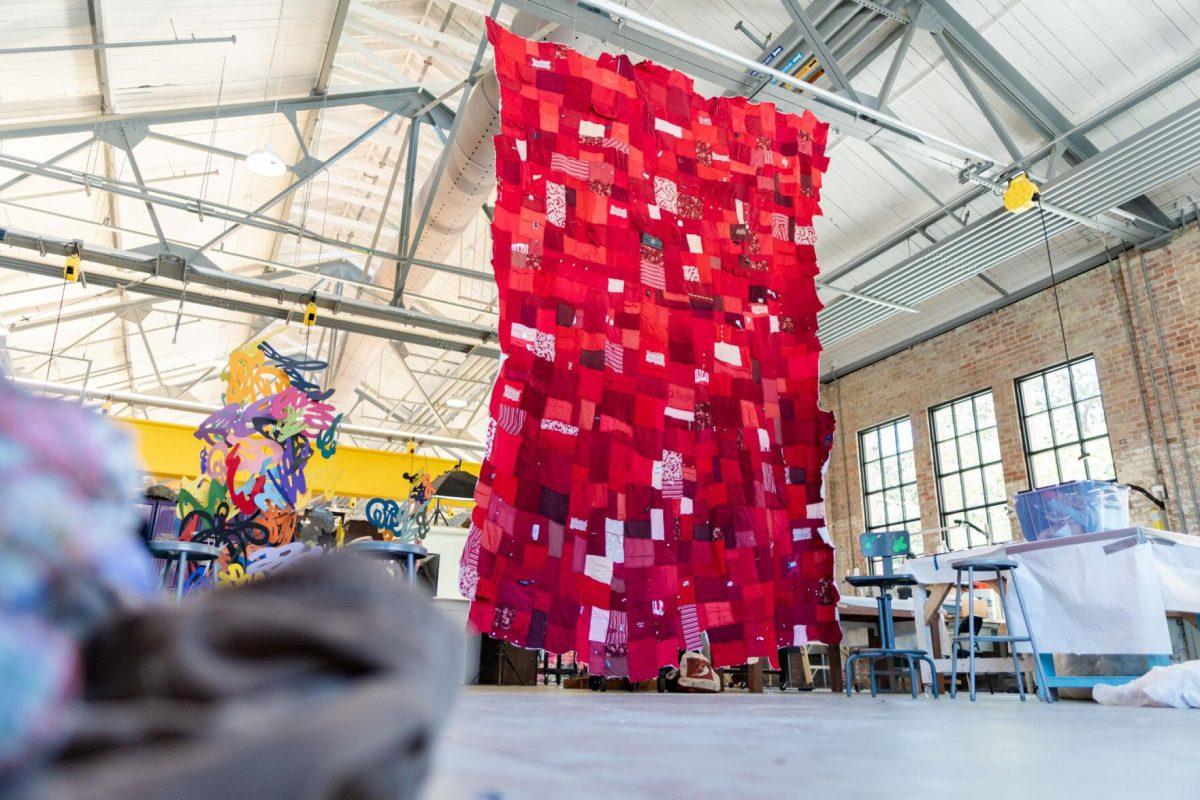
top-left (948, 558), bottom-right (1051, 702)
top-left (844, 531), bottom-right (938, 698)
top-left (146, 539), bottom-right (221, 601)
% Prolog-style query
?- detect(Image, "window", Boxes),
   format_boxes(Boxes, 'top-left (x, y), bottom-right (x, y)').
top-left (1016, 356), bottom-right (1116, 488)
top-left (930, 390), bottom-right (1012, 549)
top-left (858, 418), bottom-right (922, 571)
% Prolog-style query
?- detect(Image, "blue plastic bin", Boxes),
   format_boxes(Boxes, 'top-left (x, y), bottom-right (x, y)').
top-left (1014, 480), bottom-right (1130, 541)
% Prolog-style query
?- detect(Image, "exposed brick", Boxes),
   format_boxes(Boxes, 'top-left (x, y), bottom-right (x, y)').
top-left (822, 225), bottom-right (1200, 582)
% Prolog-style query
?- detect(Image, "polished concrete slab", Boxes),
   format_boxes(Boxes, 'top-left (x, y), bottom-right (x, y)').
top-left (424, 686), bottom-right (1199, 799)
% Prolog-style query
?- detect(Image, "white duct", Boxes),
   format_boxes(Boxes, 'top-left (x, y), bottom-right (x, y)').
top-left (328, 13), bottom-right (578, 407)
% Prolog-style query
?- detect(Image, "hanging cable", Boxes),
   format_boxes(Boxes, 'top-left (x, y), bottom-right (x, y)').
top-left (1034, 198), bottom-right (1090, 468)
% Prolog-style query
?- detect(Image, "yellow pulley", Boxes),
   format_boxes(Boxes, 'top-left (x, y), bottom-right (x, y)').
top-left (63, 252), bottom-right (81, 282)
top-left (303, 298), bottom-right (318, 327)
top-left (1003, 172), bottom-right (1040, 214)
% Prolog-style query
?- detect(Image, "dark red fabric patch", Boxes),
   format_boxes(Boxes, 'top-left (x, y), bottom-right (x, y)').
top-left (461, 20), bottom-right (840, 680)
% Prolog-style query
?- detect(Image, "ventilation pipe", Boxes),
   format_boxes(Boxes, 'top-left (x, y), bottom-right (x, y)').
top-left (327, 13), bottom-right (581, 405)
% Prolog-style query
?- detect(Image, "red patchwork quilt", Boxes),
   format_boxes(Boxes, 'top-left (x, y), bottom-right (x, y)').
top-left (461, 20), bottom-right (840, 680)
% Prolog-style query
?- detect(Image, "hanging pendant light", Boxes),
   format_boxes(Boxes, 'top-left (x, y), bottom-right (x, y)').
top-left (245, 145), bottom-right (287, 177)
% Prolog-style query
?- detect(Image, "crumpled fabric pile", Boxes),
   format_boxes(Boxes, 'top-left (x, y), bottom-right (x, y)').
top-left (0, 382), bottom-right (155, 772)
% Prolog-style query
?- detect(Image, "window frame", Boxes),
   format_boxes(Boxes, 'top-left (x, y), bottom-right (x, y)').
top-left (1014, 354), bottom-right (1116, 489)
top-left (928, 388), bottom-right (1010, 546)
top-left (857, 416), bottom-right (922, 573)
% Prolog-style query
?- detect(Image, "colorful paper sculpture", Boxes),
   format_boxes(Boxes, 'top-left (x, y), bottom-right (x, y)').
top-left (461, 20), bottom-right (840, 680)
top-left (178, 339), bottom-right (341, 584)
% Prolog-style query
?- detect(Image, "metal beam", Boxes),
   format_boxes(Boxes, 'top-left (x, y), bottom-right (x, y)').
top-left (0, 138), bottom-right (94, 193)
top-left (0, 228), bottom-right (501, 356)
top-left (920, 0), bottom-right (1173, 229)
top-left (0, 87), bottom-right (454, 140)
top-left (875, 4), bottom-right (918, 107)
top-left (0, 35), bottom-right (235, 56)
top-left (197, 112), bottom-right (398, 253)
top-left (505, 0), bottom-right (1004, 172)
top-left (932, 31), bottom-right (1022, 163)
top-left (780, 0), bottom-right (859, 99)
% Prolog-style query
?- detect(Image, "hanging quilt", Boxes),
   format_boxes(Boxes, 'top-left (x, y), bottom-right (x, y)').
top-left (461, 20), bottom-right (840, 681)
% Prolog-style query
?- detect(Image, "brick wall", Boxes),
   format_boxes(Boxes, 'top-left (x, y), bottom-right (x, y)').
top-left (819, 222), bottom-right (1200, 581)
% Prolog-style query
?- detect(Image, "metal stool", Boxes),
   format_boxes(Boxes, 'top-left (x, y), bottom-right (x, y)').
top-left (346, 539), bottom-right (428, 588)
top-left (844, 531), bottom-right (938, 698)
top-left (949, 557), bottom-right (1051, 702)
top-left (146, 539), bottom-right (222, 601)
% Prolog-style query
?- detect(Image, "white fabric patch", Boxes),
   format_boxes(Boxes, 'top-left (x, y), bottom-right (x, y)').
top-left (680, 497), bottom-right (693, 515)
top-left (792, 527), bottom-right (813, 542)
top-left (751, 303), bottom-right (769, 316)
top-left (502, 385), bottom-right (521, 402)
top-left (694, 368), bottom-right (709, 384)
top-left (546, 181), bottom-right (566, 227)
top-left (585, 555), bottom-right (613, 584)
top-left (608, 278), bottom-right (624, 292)
top-left (512, 323), bottom-right (556, 362)
top-left (654, 118), bottom-right (683, 137)
top-left (515, 139), bottom-right (527, 160)
top-left (793, 624), bottom-right (809, 646)
top-left (714, 341), bottom-right (742, 366)
top-left (569, 517), bottom-right (588, 532)
top-left (651, 508), bottom-right (665, 541)
top-left (531, 58), bottom-right (552, 69)
top-left (589, 607), bottom-right (611, 642)
top-left (653, 177), bottom-right (678, 214)
top-left (651, 600), bottom-right (665, 616)
top-left (665, 407), bottom-right (695, 422)
top-left (686, 234), bottom-right (703, 253)
top-left (758, 428), bottom-right (770, 451)
top-left (540, 418), bottom-right (579, 436)
top-left (770, 315), bottom-right (780, 333)
top-left (683, 264), bottom-right (700, 282)
top-left (645, 351), bottom-right (665, 367)
top-left (735, 198), bottom-right (745, 223)
top-left (605, 518), bottom-right (625, 563)
top-left (531, 524), bottom-right (540, 541)
top-left (648, 204), bottom-right (661, 220)
top-left (651, 460), bottom-right (663, 490)
top-left (610, 205), bottom-right (627, 219)
top-left (579, 120), bottom-right (605, 138)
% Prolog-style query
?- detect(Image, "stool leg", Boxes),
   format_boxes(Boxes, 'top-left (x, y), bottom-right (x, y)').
top-left (406, 553), bottom-right (416, 588)
top-left (994, 569), bottom-right (1026, 701)
top-left (175, 552), bottom-right (187, 602)
top-left (906, 654), bottom-right (918, 699)
top-left (967, 567), bottom-right (977, 701)
top-left (949, 571), bottom-right (964, 699)
top-left (1009, 569), bottom-right (1053, 702)
top-left (919, 655), bottom-right (939, 698)
top-left (844, 653), bottom-right (857, 698)
top-left (868, 657), bottom-right (878, 698)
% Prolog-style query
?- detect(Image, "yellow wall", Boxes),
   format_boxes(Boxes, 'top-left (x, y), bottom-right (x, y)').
top-left (116, 417), bottom-right (480, 500)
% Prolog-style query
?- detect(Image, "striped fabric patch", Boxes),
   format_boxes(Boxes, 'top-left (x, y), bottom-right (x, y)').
top-left (641, 259), bottom-right (666, 290)
top-left (680, 603), bottom-right (703, 650)
top-left (603, 137), bottom-right (630, 153)
top-left (604, 340), bottom-right (625, 372)
top-left (550, 152), bottom-right (591, 180)
top-left (497, 404), bottom-right (526, 435)
top-left (771, 212), bottom-right (790, 241)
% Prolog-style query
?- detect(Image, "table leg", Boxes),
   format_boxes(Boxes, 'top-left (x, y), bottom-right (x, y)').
top-left (829, 644), bottom-right (844, 694)
top-left (910, 583), bottom-right (934, 686)
top-left (175, 552), bottom-right (186, 602)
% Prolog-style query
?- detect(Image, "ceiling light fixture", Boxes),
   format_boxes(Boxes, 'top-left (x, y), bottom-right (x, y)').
top-left (245, 146), bottom-right (287, 177)
top-left (445, 398), bottom-right (469, 409)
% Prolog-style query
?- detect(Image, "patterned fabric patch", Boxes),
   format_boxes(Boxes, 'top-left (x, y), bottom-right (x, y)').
top-left (465, 21), bottom-right (840, 681)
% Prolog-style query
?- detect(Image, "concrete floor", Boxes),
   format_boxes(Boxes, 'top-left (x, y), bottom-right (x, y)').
top-left (424, 686), bottom-right (1199, 799)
